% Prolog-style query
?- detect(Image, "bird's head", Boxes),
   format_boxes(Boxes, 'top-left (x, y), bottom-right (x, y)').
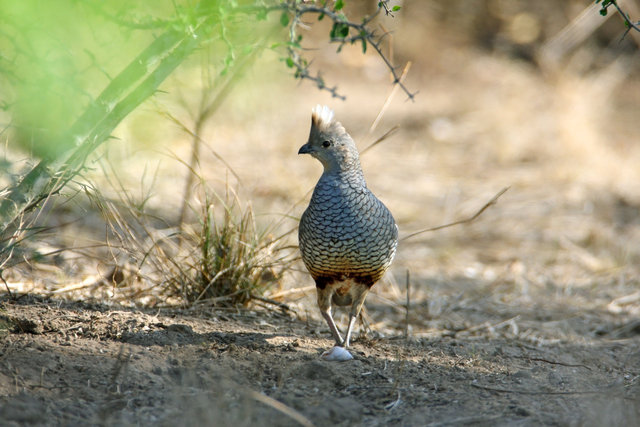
top-left (298, 105), bottom-right (361, 172)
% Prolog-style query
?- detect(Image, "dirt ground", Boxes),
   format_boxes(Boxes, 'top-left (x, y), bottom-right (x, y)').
top-left (1, 293), bottom-right (638, 427)
top-left (2, 2), bottom-right (640, 426)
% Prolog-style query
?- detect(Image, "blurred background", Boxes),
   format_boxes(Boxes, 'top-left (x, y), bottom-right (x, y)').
top-left (2, 0), bottom-right (639, 340)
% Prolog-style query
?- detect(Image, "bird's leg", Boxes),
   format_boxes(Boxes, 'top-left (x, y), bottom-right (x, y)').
top-left (317, 286), bottom-right (353, 361)
top-left (316, 286), bottom-right (343, 345)
top-left (342, 283), bottom-right (370, 348)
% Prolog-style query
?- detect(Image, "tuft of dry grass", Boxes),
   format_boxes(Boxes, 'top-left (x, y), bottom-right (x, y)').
top-left (78, 169), bottom-right (296, 309)
top-left (164, 184), bottom-right (292, 307)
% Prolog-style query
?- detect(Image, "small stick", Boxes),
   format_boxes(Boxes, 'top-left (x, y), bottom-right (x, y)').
top-left (268, 285), bottom-right (315, 300)
top-left (521, 356), bottom-right (592, 371)
top-left (368, 61), bottom-right (412, 135)
top-left (471, 383), bottom-right (603, 395)
top-left (361, 126), bottom-right (400, 155)
top-left (247, 390), bottom-right (315, 427)
top-left (0, 271), bottom-right (13, 299)
top-left (404, 269), bottom-right (410, 341)
top-left (250, 294), bottom-right (293, 313)
top-left (401, 186), bottom-right (510, 242)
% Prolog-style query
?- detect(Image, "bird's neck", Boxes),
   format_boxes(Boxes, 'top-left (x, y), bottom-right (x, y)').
top-left (320, 165), bottom-right (366, 187)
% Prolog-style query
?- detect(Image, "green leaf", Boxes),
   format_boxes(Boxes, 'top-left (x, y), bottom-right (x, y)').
top-left (335, 0), bottom-right (344, 11)
top-left (600, 8), bottom-right (608, 16)
top-left (285, 57), bottom-right (295, 68)
top-left (392, 5), bottom-right (401, 11)
top-left (361, 37), bottom-right (367, 53)
top-left (330, 22), bottom-right (349, 39)
top-left (280, 12), bottom-right (289, 27)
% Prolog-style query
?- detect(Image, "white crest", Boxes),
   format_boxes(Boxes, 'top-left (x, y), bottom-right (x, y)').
top-left (311, 104), bottom-right (334, 129)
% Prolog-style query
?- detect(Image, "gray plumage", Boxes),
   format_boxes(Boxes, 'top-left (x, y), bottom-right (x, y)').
top-left (298, 105), bottom-right (397, 355)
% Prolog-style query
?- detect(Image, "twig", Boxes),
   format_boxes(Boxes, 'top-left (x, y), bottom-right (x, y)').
top-left (361, 126), bottom-right (399, 155)
top-left (599, 0), bottom-right (640, 34)
top-left (247, 389), bottom-right (315, 427)
top-left (400, 187), bottom-right (510, 242)
top-left (250, 294), bottom-right (293, 313)
top-left (50, 277), bottom-right (102, 295)
top-left (268, 285), bottom-right (315, 300)
top-left (285, 10), bottom-right (345, 100)
top-left (607, 290), bottom-right (640, 313)
top-left (0, 271), bottom-right (13, 299)
top-left (426, 414), bottom-right (507, 427)
top-left (455, 315), bottom-right (520, 336)
top-left (366, 36), bottom-right (415, 101)
top-left (404, 269), bottom-right (410, 341)
top-left (471, 382), bottom-right (603, 395)
top-left (359, 61), bottom-right (410, 155)
top-left (368, 61), bottom-right (412, 135)
top-left (520, 356), bottom-right (592, 371)
top-left (284, 3), bottom-right (416, 100)
top-left (384, 389), bottom-right (402, 411)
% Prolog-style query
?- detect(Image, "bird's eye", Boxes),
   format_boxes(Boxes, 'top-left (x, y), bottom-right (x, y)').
top-left (322, 140), bottom-right (331, 148)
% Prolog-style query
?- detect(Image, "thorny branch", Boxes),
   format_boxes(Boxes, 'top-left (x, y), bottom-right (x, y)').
top-left (285, 10), bottom-right (346, 100)
top-left (596, 0), bottom-right (640, 37)
top-left (282, 1), bottom-right (415, 100)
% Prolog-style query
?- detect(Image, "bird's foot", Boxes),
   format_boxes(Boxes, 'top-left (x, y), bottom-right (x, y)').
top-left (321, 346), bottom-right (353, 362)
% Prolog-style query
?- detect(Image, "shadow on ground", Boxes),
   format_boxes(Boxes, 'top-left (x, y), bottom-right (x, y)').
top-left (1, 295), bottom-right (638, 426)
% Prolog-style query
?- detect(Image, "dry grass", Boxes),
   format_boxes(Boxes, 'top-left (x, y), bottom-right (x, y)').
top-left (163, 184), bottom-right (293, 307)
top-left (67, 172), bottom-right (296, 309)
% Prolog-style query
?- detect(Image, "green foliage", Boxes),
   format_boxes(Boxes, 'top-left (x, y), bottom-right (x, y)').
top-left (330, 21), bottom-right (350, 39)
top-left (361, 30), bottom-right (367, 53)
top-left (0, 1), bottom-right (143, 159)
top-left (280, 11), bottom-right (290, 27)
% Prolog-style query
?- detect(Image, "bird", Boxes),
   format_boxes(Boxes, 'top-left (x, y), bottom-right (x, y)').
top-left (298, 105), bottom-right (398, 361)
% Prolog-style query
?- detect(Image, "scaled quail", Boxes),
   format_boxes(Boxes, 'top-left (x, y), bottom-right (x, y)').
top-left (298, 105), bottom-right (398, 360)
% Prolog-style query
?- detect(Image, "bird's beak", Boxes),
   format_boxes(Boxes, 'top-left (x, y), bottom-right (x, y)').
top-left (298, 142), bottom-right (313, 155)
